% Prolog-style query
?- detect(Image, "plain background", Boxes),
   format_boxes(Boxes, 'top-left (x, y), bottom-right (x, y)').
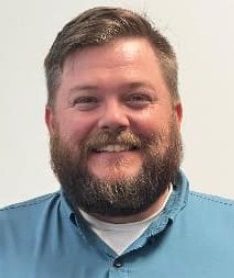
top-left (1, 0), bottom-right (234, 207)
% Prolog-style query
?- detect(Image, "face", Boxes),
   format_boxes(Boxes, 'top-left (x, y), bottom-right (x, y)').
top-left (46, 38), bottom-right (183, 216)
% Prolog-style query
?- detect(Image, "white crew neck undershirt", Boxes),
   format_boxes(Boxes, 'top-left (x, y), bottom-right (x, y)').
top-left (79, 184), bottom-right (173, 255)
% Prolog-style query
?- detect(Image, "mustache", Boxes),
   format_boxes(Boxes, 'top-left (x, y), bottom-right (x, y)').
top-left (83, 131), bottom-right (144, 153)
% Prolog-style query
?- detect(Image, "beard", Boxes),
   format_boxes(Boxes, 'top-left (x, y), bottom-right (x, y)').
top-left (50, 117), bottom-right (183, 217)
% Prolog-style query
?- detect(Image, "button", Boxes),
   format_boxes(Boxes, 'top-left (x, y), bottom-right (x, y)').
top-left (113, 259), bottom-right (123, 268)
top-left (148, 237), bottom-right (155, 245)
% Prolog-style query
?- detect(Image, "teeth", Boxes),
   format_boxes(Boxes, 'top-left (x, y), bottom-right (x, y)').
top-left (97, 145), bottom-right (130, 152)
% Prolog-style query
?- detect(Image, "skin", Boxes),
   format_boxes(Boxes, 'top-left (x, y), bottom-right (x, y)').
top-left (45, 37), bottom-right (182, 223)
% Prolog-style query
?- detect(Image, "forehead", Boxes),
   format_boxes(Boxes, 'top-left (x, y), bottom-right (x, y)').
top-left (63, 38), bottom-right (159, 74)
top-left (57, 38), bottom-right (169, 98)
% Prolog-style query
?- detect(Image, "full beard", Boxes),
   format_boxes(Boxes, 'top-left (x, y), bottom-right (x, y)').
top-left (50, 118), bottom-right (183, 217)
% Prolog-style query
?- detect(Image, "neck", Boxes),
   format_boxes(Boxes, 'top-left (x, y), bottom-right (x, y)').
top-left (91, 185), bottom-right (171, 224)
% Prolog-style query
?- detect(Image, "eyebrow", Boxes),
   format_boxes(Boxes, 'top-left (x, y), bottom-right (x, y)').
top-left (69, 82), bottom-right (155, 94)
top-left (69, 85), bottom-right (98, 94)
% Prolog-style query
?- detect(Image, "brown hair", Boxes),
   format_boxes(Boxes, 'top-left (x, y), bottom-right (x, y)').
top-left (44, 6), bottom-right (179, 107)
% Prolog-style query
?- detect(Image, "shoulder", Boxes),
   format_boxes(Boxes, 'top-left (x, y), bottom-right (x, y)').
top-left (0, 192), bottom-right (64, 247)
top-left (188, 190), bottom-right (234, 208)
top-left (0, 191), bottom-right (68, 266)
top-left (0, 191), bottom-right (61, 221)
top-left (185, 190), bottom-right (234, 225)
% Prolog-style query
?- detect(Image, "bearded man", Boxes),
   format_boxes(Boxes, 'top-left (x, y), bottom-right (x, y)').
top-left (1, 6), bottom-right (234, 278)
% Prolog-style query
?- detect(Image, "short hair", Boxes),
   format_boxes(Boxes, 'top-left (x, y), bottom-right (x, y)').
top-left (44, 6), bottom-right (179, 107)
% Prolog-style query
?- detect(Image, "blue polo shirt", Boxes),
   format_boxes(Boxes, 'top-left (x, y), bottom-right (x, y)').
top-left (1, 171), bottom-right (234, 277)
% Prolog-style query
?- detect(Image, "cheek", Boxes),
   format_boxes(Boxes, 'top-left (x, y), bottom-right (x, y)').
top-left (59, 115), bottom-right (98, 144)
top-left (131, 109), bottom-right (168, 135)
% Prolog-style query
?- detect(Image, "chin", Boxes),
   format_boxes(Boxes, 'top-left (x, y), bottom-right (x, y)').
top-left (90, 166), bottom-right (141, 181)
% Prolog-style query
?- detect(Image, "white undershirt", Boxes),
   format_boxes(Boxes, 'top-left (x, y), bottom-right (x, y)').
top-left (79, 184), bottom-right (173, 255)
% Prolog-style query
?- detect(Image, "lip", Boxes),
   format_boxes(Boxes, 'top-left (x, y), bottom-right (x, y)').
top-left (97, 145), bottom-right (131, 153)
top-left (90, 148), bottom-right (140, 159)
top-left (92, 144), bottom-right (139, 153)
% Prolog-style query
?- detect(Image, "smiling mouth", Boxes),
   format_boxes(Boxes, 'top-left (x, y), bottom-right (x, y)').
top-left (93, 144), bottom-right (139, 153)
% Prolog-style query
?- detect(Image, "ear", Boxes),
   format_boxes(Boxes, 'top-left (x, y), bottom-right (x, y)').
top-left (173, 102), bottom-right (183, 128)
top-left (45, 105), bottom-right (56, 136)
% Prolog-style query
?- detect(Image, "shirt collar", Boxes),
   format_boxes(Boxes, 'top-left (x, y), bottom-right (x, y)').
top-left (142, 170), bottom-right (189, 239)
top-left (165, 170), bottom-right (189, 221)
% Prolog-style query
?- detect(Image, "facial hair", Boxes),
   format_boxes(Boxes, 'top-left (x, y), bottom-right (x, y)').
top-left (50, 117), bottom-right (183, 217)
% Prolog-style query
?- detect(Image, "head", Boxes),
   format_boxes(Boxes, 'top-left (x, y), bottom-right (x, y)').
top-left (44, 6), bottom-right (179, 108)
top-left (45, 7), bottom-right (183, 219)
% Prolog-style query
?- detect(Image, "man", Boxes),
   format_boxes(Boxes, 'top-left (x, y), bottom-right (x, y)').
top-left (1, 6), bottom-right (234, 277)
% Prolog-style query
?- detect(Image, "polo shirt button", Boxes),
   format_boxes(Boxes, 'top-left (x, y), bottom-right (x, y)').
top-left (113, 259), bottom-right (123, 268)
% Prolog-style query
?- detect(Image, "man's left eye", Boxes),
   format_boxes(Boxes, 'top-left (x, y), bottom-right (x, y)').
top-left (125, 94), bottom-right (153, 108)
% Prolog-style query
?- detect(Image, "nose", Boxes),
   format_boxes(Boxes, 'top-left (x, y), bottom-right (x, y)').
top-left (97, 100), bottom-right (130, 131)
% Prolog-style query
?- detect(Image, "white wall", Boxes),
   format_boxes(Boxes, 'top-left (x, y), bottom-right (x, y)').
top-left (1, 0), bottom-right (234, 207)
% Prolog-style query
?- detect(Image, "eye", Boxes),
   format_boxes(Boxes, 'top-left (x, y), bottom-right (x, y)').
top-left (73, 96), bottom-right (99, 111)
top-left (125, 93), bottom-right (153, 109)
